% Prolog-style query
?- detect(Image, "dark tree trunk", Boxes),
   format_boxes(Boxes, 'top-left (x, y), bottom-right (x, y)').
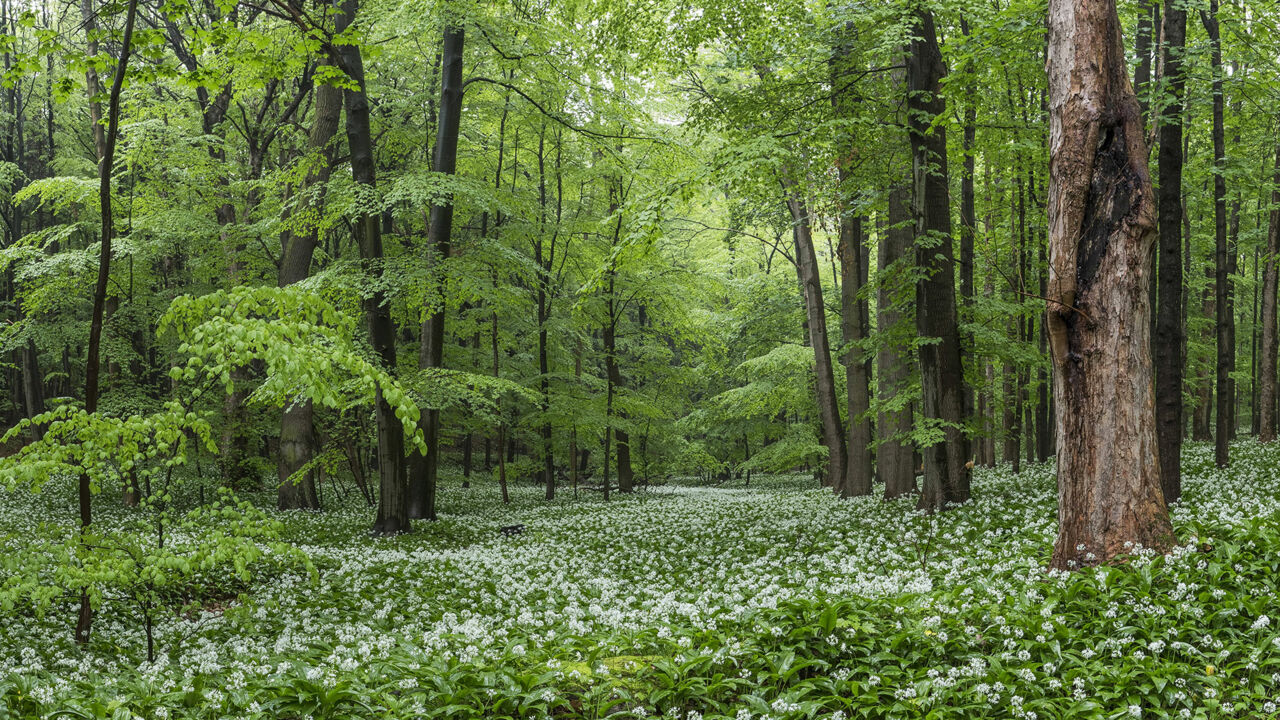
top-left (78, 0), bottom-right (138, 644)
top-left (959, 18), bottom-right (977, 419)
top-left (1260, 143), bottom-right (1280, 442)
top-left (409, 23), bottom-right (465, 521)
top-left (830, 27), bottom-right (872, 498)
top-left (837, 212), bottom-right (873, 497)
top-left (1153, 0), bottom-right (1185, 502)
top-left (877, 186), bottom-right (917, 498)
top-left (909, 9), bottom-right (969, 511)
top-left (782, 180), bottom-right (846, 488)
top-left (277, 62), bottom-right (342, 512)
top-left (1203, 2), bottom-right (1231, 468)
top-left (1045, 0), bottom-right (1173, 569)
top-left (337, 0), bottom-right (408, 535)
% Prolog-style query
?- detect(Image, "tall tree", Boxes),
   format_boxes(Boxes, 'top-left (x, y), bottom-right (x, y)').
top-left (1153, 0), bottom-right (1185, 503)
top-left (277, 63), bottom-right (343, 511)
top-left (1045, 0), bottom-right (1173, 568)
top-left (78, 0), bottom-right (139, 642)
top-left (878, 185), bottom-right (917, 498)
top-left (782, 181), bottom-right (846, 489)
top-left (1203, 0), bottom-right (1232, 468)
top-left (409, 21), bottom-right (465, 520)
top-left (335, 0), bottom-right (408, 534)
top-left (1260, 143), bottom-right (1280, 442)
top-left (907, 9), bottom-right (969, 511)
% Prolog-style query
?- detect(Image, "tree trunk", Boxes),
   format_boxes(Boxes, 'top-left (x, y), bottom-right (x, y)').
top-left (78, 0), bottom-right (138, 643)
top-left (782, 180), bottom-right (846, 488)
top-left (831, 29), bottom-right (872, 498)
top-left (337, 0), bottom-right (408, 535)
top-left (1202, 2), bottom-right (1231, 467)
top-left (877, 185), bottom-right (917, 498)
top-left (909, 9), bottom-right (969, 511)
top-left (409, 23), bottom-right (465, 521)
top-left (1153, 0), bottom-right (1185, 502)
top-left (1045, 0), bottom-right (1173, 569)
top-left (277, 61), bottom-right (342, 511)
top-left (1259, 143), bottom-right (1280, 442)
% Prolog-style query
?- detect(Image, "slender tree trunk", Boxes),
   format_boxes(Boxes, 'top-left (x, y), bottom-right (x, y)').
top-left (838, 212), bottom-right (873, 497)
top-left (277, 63), bottom-right (342, 511)
top-left (959, 18), bottom-right (977, 419)
top-left (878, 186), bottom-right (917, 498)
top-left (1134, 0), bottom-right (1155, 124)
top-left (782, 180), bottom-right (846, 488)
top-left (337, 0), bottom-right (408, 535)
top-left (908, 9), bottom-right (969, 511)
top-left (831, 28), bottom-right (872, 497)
top-left (409, 23), bottom-right (465, 520)
top-left (78, 0), bottom-right (138, 643)
top-left (1045, 0), bottom-right (1173, 568)
top-left (1202, 2), bottom-right (1231, 467)
top-left (1153, 0), bottom-right (1185, 502)
top-left (1259, 144), bottom-right (1280, 442)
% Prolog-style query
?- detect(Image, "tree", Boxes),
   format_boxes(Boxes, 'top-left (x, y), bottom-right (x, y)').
top-left (1154, 0), bottom-right (1186, 503)
top-left (1203, 0), bottom-right (1233, 469)
top-left (409, 21), bottom-right (465, 521)
top-left (1260, 143), bottom-right (1280, 442)
top-left (1044, 0), bottom-right (1173, 568)
top-left (907, 8), bottom-right (969, 511)
top-left (335, 0), bottom-right (409, 535)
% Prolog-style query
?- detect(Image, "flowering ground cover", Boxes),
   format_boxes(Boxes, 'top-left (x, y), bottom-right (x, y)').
top-left (4, 441), bottom-right (1280, 719)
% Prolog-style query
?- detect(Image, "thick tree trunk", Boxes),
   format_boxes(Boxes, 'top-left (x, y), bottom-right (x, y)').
top-left (409, 23), bottom-right (465, 521)
top-left (1153, 0), bottom-right (1185, 502)
top-left (782, 181), bottom-right (846, 488)
top-left (877, 186), bottom-right (917, 498)
top-left (337, 0), bottom-right (408, 535)
top-left (1203, 2), bottom-right (1231, 467)
top-left (909, 9), bottom-right (969, 511)
top-left (1045, 0), bottom-right (1173, 569)
top-left (277, 63), bottom-right (342, 511)
top-left (1259, 144), bottom-right (1280, 442)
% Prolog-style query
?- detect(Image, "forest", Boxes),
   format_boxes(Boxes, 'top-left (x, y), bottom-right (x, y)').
top-left (4, 0), bottom-right (1280, 716)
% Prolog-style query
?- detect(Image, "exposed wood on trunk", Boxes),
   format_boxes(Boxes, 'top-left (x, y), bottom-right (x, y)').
top-left (1045, 0), bottom-right (1173, 568)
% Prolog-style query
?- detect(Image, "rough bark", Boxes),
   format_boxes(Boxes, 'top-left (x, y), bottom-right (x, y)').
top-left (1260, 144), bottom-right (1280, 442)
top-left (909, 9), bottom-right (969, 511)
top-left (1045, 0), bottom-right (1173, 569)
top-left (1154, 0), bottom-right (1185, 502)
top-left (877, 185), bottom-right (917, 498)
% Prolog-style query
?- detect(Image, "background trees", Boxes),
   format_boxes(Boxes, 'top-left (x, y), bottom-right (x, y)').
top-left (0, 0), bottom-right (1275, 558)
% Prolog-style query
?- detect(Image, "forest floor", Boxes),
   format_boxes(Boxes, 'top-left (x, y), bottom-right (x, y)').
top-left (4, 442), bottom-right (1280, 718)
